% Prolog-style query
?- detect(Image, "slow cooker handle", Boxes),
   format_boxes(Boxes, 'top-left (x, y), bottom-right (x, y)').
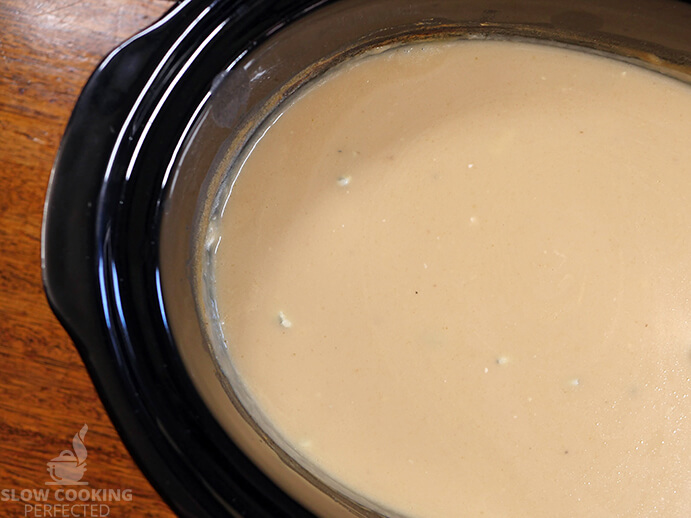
top-left (41, 1), bottom-right (226, 516)
top-left (41, 0), bottom-right (198, 352)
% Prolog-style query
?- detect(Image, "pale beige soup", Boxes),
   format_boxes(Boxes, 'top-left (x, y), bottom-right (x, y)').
top-left (211, 40), bottom-right (691, 517)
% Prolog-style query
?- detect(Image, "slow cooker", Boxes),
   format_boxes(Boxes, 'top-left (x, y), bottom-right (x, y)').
top-left (42, 0), bottom-right (691, 516)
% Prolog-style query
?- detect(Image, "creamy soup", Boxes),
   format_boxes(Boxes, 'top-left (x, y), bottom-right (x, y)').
top-left (210, 40), bottom-right (691, 517)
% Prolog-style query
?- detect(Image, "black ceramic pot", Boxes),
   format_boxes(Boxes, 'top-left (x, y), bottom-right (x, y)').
top-left (42, 0), bottom-right (691, 516)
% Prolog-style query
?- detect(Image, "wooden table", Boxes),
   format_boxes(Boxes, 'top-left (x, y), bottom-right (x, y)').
top-left (1, 0), bottom-right (177, 515)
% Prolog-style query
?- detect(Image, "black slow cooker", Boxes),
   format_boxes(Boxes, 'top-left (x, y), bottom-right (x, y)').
top-left (42, 0), bottom-right (691, 516)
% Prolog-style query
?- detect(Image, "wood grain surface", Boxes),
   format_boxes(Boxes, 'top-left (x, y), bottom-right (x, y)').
top-left (0, 0), bottom-right (177, 516)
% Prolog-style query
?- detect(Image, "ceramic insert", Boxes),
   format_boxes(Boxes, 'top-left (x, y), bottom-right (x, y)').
top-left (208, 40), bottom-right (691, 517)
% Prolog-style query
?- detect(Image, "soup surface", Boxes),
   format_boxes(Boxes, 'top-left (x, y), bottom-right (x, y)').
top-left (211, 40), bottom-right (691, 517)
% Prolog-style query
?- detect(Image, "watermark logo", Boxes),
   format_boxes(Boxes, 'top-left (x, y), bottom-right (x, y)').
top-left (2, 424), bottom-right (133, 516)
top-left (46, 424), bottom-right (88, 486)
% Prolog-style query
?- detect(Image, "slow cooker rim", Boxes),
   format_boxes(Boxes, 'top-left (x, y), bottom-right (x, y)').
top-left (42, 0), bottom-right (333, 516)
